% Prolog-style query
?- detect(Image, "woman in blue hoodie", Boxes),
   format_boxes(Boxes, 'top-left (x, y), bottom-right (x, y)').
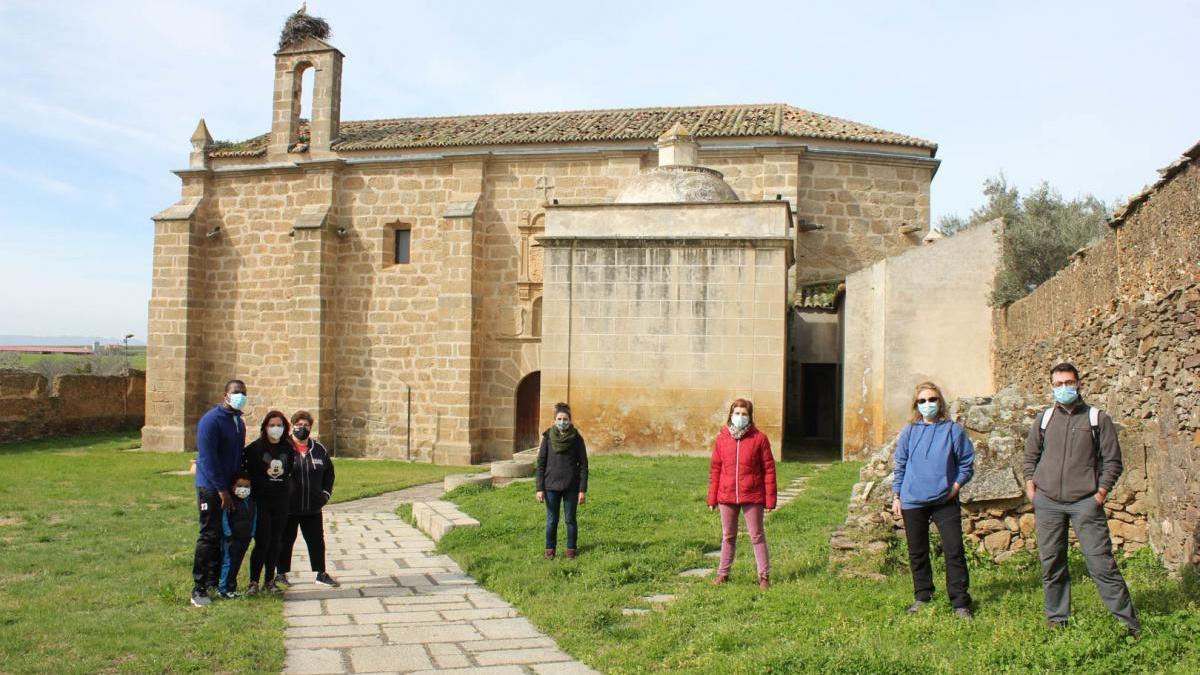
top-left (892, 381), bottom-right (975, 619)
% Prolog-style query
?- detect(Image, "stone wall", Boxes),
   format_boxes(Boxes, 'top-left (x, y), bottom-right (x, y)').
top-left (994, 153), bottom-right (1200, 571)
top-left (0, 370), bottom-right (145, 444)
top-left (842, 219), bottom-right (1001, 460)
top-left (540, 201), bottom-right (792, 455)
top-left (830, 387), bottom-right (1150, 577)
top-left (147, 146), bottom-right (933, 462)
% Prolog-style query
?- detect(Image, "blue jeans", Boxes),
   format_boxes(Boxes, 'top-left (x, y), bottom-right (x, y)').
top-left (544, 490), bottom-right (578, 550)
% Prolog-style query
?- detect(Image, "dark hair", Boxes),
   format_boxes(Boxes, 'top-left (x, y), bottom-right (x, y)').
top-left (553, 402), bottom-right (571, 419)
top-left (259, 410), bottom-right (290, 441)
top-left (224, 379), bottom-right (246, 393)
top-left (291, 410), bottom-right (314, 425)
top-left (726, 398), bottom-right (754, 427)
top-left (233, 471), bottom-right (251, 483)
top-left (1050, 363), bottom-right (1081, 381)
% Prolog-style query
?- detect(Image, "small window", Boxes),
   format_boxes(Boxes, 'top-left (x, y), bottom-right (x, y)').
top-left (393, 227), bottom-right (411, 265)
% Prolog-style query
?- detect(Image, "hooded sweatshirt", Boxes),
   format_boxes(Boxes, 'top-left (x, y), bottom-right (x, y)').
top-left (892, 419), bottom-right (975, 509)
top-left (195, 404), bottom-right (246, 491)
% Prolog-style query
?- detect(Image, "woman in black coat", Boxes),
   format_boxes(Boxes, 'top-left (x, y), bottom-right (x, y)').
top-left (277, 410), bottom-right (339, 588)
top-left (535, 402), bottom-right (588, 560)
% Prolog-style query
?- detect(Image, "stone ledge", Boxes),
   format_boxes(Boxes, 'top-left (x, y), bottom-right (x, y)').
top-left (445, 472), bottom-right (493, 492)
top-left (412, 500), bottom-right (480, 542)
top-left (491, 459), bottom-right (536, 479)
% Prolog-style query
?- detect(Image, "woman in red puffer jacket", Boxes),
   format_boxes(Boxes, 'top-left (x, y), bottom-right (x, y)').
top-left (707, 397), bottom-right (777, 589)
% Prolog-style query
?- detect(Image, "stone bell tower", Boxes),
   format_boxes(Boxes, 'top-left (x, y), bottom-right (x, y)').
top-left (269, 8), bottom-right (343, 160)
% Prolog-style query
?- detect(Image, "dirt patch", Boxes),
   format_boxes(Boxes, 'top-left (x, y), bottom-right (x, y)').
top-left (0, 515), bottom-right (23, 527)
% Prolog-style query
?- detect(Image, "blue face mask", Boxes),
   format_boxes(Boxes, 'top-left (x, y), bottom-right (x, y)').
top-left (917, 401), bottom-right (939, 419)
top-left (1053, 385), bottom-right (1078, 405)
top-left (228, 393), bottom-right (247, 410)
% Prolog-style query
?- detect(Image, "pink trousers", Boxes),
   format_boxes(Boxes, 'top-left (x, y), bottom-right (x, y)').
top-left (717, 503), bottom-right (769, 578)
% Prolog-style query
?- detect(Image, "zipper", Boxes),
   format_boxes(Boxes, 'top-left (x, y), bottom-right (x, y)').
top-left (734, 438), bottom-right (741, 503)
top-left (1058, 413), bottom-right (1068, 499)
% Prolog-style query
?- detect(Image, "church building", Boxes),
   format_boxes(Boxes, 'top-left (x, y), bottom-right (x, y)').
top-left (142, 10), bottom-right (939, 463)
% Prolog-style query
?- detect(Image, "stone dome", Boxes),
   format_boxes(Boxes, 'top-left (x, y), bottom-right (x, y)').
top-left (614, 165), bottom-right (739, 204)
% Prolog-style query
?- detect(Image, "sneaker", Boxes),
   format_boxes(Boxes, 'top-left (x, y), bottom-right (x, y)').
top-left (206, 585), bottom-right (221, 600)
top-left (905, 600), bottom-right (927, 615)
top-left (219, 590), bottom-right (240, 600)
top-left (712, 574), bottom-right (729, 586)
top-left (315, 572), bottom-right (340, 588)
top-left (758, 574), bottom-right (770, 590)
top-left (245, 581), bottom-right (260, 597)
top-left (264, 580), bottom-right (282, 594)
top-left (954, 607), bottom-right (974, 620)
top-left (565, 549), bottom-right (577, 560)
top-left (275, 573), bottom-right (291, 587)
top-left (190, 588), bottom-right (211, 607)
top-left (544, 549), bottom-right (555, 560)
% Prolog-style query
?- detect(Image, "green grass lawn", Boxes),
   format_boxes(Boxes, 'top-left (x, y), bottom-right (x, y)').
top-left (14, 348), bottom-right (147, 372)
top-left (439, 456), bottom-right (1200, 674)
top-left (0, 432), bottom-right (458, 675)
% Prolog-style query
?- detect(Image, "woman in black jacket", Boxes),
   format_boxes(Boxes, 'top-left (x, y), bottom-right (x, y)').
top-left (242, 410), bottom-right (294, 595)
top-left (535, 402), bottom-right (588, 560)
top-left (277, 410), bottom-right (339, 588)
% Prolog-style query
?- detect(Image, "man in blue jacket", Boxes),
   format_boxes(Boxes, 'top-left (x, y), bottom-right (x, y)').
top-left (191, 379), bottom-right (248, 607)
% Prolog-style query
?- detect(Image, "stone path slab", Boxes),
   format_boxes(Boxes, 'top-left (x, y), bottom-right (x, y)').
top-left (284, 484), bottom-right (597, 674)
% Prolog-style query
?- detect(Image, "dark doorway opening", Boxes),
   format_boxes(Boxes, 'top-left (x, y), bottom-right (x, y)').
top-left (514, 371), bottom-right (541, 453)
top-left (801, 364), bottom-right (839, 439)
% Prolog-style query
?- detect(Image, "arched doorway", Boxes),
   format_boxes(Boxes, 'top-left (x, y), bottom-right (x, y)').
top-left (514, 371), bottom-right (541, 453)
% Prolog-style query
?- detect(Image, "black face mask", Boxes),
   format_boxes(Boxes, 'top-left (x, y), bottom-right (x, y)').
top-left (293, 427), bottom-right (311, 441)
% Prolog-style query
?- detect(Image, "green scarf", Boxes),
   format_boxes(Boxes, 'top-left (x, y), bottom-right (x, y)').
top-left (549, 425), bottom-right (578, 454)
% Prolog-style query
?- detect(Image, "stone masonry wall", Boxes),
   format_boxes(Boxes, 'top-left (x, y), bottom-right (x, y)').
top-left (147, 146), bottom-right (932, 462)
top-left (830, 386), bottom-right (1150, 577)
top-left (994, 158), bottom-right (1200, 571)
top-left (0, 370), bottom-right (145, 444)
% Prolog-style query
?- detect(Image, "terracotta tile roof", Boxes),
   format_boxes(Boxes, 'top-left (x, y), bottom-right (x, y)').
top-left (209, 103), bottom-right (936, 158)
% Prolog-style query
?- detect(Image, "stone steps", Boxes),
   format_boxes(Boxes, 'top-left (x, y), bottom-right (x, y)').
top-left (411, 500), bottom-right (480, 542)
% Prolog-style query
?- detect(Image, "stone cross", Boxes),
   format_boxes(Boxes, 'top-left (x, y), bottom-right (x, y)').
top-left (535, 176), bottom-right (555, 204)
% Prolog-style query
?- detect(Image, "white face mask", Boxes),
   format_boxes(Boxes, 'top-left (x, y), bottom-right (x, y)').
top-left (234, 486), bottom-right (251, 500)
top-left (731, 414), bottom-right (750, 430)
top-left (267, 425), bottom-right (285, 441)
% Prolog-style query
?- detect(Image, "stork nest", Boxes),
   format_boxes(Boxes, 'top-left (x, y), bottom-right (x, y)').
top-left (279, 11), bottom-right (331, 49)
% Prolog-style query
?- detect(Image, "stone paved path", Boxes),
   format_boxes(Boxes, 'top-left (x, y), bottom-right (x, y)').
top-left (284, 485), bottom-right (598, 675)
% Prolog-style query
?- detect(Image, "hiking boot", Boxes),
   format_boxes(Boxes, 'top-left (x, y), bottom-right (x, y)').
top-left (954, 607), bottom-right (974, 620)
top-left (544, 549), bottom-right (555, 560)
top-left (275, 573), bottom-right (291, 587)
top-left (758, 574), bottom-right (770, 590)
top-left (712, 574), bottom-right (729, 586)
top-left (905, 600), bottom-right (927, 615)
top-left (245, 581), bottom-right (260, 597)
top-left (264, 580), bottom-right (282, 594)
top-left (565, 549), bottom-right (577, 560)
top-left (315, 572), bottom-right (340, 588)
top-left (190, 588), bottom-right (211, 607)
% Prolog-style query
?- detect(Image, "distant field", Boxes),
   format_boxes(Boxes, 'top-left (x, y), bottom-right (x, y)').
top-left (5, 347), bottom-right (146, 373)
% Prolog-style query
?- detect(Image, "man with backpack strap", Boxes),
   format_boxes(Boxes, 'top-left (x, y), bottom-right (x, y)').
top-left (1022, 362), bottom-right (1140, 638)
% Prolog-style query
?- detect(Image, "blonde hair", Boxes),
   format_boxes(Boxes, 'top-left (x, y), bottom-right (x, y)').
top-left (909, 381), bottom-right (949, 423)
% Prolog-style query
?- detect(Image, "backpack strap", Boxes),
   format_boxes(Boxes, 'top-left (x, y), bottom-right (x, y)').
top-left (1040, 407), bottom-right (1054, 431)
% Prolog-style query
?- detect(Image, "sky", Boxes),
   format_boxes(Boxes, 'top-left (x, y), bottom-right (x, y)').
top-left (0, 0), bottom-right (1196, 339)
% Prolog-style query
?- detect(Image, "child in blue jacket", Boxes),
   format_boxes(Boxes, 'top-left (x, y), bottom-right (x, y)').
top-left (218, 473), bottom-right (257, 598)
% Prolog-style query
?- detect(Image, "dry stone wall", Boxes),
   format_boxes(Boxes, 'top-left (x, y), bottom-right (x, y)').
top-left (0, 370), bottom-right (145, 443)
top-left (830, 386), bottom-right (1150, 577)
top-left (994, 156), bottom-right (1200, 571)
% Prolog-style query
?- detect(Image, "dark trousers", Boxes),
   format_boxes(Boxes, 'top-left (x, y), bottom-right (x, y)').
top-left (191, 487), bottom-right (223, 590)
top-left (544, 489), bottom-right (578, 550)
top-left (249, 496), bottom-right (289, 584)
top-left (901, 499), bottom-right (972, 609)
top-left (219, 537), bottom-right (250, 593)
top-left (279, 512), bottom-right (327, 574)
top-left (1034, 492), bottom-right (1139, 629)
